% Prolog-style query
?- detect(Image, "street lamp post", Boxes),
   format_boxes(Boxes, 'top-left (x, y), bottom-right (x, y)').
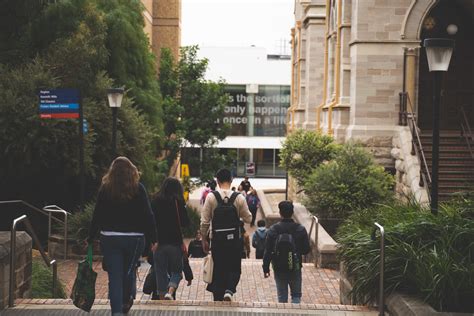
top-left (107, 88), bottom-right (124, 158)
top-left (423, 38), bottom-right (455, 214)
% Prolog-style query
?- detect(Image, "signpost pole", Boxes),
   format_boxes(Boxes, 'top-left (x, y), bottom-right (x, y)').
top-left (79, 95), bottom-right (85, 212)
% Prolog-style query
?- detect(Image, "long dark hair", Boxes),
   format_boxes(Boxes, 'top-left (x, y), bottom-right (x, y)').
top-left (100, 156), bottom-right (140, 200)
top-left (155, 177), bottom-right (184, 201)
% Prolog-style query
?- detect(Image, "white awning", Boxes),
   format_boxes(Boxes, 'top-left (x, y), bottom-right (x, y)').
top-left (183, 136), bottom-right (285, 149)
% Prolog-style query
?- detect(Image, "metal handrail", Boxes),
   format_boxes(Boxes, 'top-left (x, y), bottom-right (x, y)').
top-left (400, 92), bottom-right (432, 198)
top-left (305, 215), bottom-right (319, 264)
top-left (372, 222), bottom-right (385, 316)
top-left (460, 106), bottom-right (474, 159)
top-left (0, 200), bottom-right (70, 259)
top-left (9, 215), bottom-right (57, 307)
top-left (43, 205), bottom-right (69, 260)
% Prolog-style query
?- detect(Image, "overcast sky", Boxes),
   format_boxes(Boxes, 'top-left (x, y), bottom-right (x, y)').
top-left (182, 0), bottom-right (295, 55)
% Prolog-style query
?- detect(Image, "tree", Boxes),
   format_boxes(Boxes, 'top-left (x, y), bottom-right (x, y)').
top-left (159, 46), bottom-right (229, 180)
top-left (303, 142), bottom-right (394, 219)
top-left (279, 129), bottom-right (339, 186)
top-left (0, 0), bottom-right (163, 208)
top-left (94, 0), bottom-right (163, 130)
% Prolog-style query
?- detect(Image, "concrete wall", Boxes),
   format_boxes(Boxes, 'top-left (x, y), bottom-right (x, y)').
top-left (0, 232), bottom-right (32, 310)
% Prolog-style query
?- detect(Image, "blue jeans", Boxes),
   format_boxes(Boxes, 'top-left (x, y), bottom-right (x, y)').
top-left (274, 270), bottom-right (302, 303)
top-left (154, 244), bottom-right (183, 296)
top-left (100, 235), bottom-right (145, 314)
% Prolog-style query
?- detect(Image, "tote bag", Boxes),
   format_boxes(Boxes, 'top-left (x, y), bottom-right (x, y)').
top-left (202, 254), bottom-right (213, 284)
top-left (71, 245), bottom-right (97, 312)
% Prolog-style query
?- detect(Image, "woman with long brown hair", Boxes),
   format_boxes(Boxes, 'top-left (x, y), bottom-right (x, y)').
top-left (151, 177), bottom-right (189, 300)
top-left (88, 157), bottom-right (157, 315)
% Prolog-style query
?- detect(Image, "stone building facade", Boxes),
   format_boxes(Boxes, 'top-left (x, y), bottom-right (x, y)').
top-left (141, 0), bottom-right (181, 70)
top-left (290, 0), bottom-right (473, 201)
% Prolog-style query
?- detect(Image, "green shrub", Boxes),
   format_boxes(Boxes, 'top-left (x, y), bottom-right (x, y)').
top-left (304, 142), bottom-right (394, 219)
top-left (32, 258), bottom-right (66, 298)
top-left (68, 202), bottom-right (95, 241)
top-left (337, 201), bottom-right (474, 313)
top-left (279, 129), bottom-right (339, 186)
top-left (182, 205), bottom-right (201, 238)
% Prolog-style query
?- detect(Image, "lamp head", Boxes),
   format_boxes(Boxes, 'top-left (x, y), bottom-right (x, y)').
top-left (423, 38), bottom-right (455, 72)
top-left (107, 88), bottom-right (124, 108)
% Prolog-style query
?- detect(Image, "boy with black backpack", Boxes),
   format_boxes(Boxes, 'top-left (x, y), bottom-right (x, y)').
top-left (200, 168), bottom-right (252, 301)
top-left (252, 219), bottom-right (267, 259)
top-left (262, 201), bottom-right (310, 304)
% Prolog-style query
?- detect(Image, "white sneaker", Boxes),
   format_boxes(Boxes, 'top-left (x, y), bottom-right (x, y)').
top-left (164, 293), bottom-right (173, 300)
top-left (223, 292), bottom-right (233, 301)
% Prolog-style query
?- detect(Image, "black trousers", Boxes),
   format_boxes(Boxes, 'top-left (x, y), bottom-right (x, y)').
top-left (210, 240), bottom-right (242, 301)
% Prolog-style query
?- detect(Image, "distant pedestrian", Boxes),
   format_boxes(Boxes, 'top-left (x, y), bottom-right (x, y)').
top-left (240, 221), bottom-right (251, 259)
top-left (188, 230), bottom-right (206, 258)
top-left (246, 187), bottom-right (260, 226)
top-left (200, 180), bottom-right (216, 205)
top-left (252, 220), bottom-right (267, 259)
top-left (151, 177), bottom-right (190, 300)
top-left (88, 157), bottom-right (157, 315)
top-left (263, 201), bottom-right (310, 304)
top-left (240, 176), bottom-right (252, 193)
top-left (237, 185), bottom-right (247, 197)
top-left (201, 168), bottom-right (252, 301)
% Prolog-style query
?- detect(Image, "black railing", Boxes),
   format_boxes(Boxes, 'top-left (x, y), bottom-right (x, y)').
top-left (10, 215), bottom-right (57, 307)
top-left (460, 106), bottom-right (474, 160)
top-left (399, 92), bottom-right (431, 198)
top-left (0, 200), bottom-right (70, 259)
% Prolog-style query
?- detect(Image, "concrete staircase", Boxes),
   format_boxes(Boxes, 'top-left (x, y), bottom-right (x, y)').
top-left (420, 131), bottom-right (474, 200)
top-left (2, 299), bottom-right (378, 315)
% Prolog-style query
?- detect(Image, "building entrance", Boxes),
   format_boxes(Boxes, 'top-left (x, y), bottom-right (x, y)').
top-left (418, 0), bottom-right (474, 130)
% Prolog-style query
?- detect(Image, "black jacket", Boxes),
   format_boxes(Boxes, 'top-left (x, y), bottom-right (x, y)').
top-left (151, 197), bottom-right (189, 245)
top-left (88, 183), bottom-right (157, 244)
top-left (262, 218), bottom-right (310, 274)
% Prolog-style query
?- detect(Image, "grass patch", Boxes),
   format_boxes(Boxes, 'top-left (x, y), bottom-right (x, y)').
top-left (31, 258), bottom-right (66, 298)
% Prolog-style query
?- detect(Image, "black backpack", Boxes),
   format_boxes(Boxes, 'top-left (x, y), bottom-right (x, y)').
top-left (272, 224), bottom-right (300, 272)
top-left (211, 191), bottom-right (241, 245)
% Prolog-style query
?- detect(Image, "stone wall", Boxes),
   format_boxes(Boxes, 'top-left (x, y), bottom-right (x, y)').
top-left (391, 126), bottom-right (429, 204)
top-left (0, 232), bottom-right (32, 310)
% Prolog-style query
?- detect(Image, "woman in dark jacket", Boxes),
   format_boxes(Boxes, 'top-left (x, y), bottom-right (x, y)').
top-left (151, 177), bottom-right (189, 300)
top-left (88, 157), bottom-right (157, 315)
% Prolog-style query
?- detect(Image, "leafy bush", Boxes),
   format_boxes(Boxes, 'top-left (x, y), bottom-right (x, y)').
top-left (337, 201), bottom-right (474, 313)
top-left (304, 142), bottom-right (394, 219)
top-left (68, 202), bottom-right (95, 241)
top-left (279, 129), bottom-right (339, 186)
top-left (182, 205), bottom-right (200, 238)
top-left (32, 258), bottom-right (66, 298)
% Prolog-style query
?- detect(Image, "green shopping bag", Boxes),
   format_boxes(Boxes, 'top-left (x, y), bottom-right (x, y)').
top-left (71, 245), bottom-right (97, 312)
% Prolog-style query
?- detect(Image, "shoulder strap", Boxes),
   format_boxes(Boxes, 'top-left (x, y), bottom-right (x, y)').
top-left (228, 191), bottom-right (240, 204)
top-left (212, 191), bottom-right (223, 204)
top-left (175, 199), bottom-right (184, 240)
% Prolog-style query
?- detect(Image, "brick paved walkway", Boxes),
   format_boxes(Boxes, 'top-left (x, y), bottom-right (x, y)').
top-left (58, 258), bottom-right (340, 305)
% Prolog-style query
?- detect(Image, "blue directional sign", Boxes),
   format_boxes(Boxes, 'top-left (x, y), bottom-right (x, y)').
top-left (39, 89), bottom-right (80, 119)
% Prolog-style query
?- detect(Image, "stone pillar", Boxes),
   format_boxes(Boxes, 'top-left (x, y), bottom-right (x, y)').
top-left (301, 2), bottom-right (327, 131)
top-left (141, 0), bottom-right (181, 72)
top-left (332, 0), bottom-right (352, 142)
top-left (345, 0), bottom-right (417, 167)
top-left (0, 232), bottom-right (32, 310)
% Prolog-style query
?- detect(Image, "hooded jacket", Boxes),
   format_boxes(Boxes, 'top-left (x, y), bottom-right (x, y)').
top-left (252, 227), bottom-right (268, 259)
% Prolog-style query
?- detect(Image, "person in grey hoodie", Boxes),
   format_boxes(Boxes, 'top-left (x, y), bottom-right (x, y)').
top-left (252, 220), bottom-right (268, 259)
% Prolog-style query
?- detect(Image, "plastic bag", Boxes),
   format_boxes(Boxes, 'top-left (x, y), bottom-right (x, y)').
top-left (202, 254), bottom-right (213, 284)
top-left (71, 245), bottom-right (97, 312)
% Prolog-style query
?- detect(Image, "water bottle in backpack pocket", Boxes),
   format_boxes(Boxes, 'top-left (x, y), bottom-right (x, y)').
top-left (272, 224), bottom-right (300, 272)
top-left (211, 191), bottom-right (241, 244)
